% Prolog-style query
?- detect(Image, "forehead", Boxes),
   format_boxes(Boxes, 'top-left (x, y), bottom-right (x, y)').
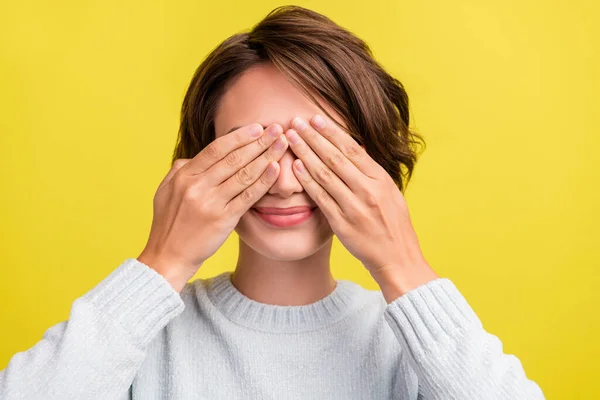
top-left (214, 63), bottom-right (339, 138)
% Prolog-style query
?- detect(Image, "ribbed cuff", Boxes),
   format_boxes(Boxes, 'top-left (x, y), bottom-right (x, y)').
top-left (384, 278), bottom-right (483, 362)
top-left (81, 258), bottom-right (185, 347)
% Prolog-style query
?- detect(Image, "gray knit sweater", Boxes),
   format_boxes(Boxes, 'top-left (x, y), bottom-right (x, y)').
top-left (0, 258), bottom-right (545, 399)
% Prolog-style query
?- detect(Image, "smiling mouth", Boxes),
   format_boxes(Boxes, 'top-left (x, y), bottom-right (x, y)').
top-left (251, 207), bottom-right (317, 228)
top-left (252, 206), bottom-right (317, 215)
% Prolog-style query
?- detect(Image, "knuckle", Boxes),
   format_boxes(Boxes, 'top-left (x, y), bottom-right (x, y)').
top-left (366, 193), bottom-right (379, 208)
top-left (345, 142), bottom-right (363, 159)
top-left (172, 170), bottom-right (188, 189)
top-left (240, 188), bottom-right (255, 204)
top-left (172, 158), bottom-right (189, 170)
top-left (204, 143), bottom-right (220, 160)
top-left (224, 150), bottom-right (242, 167)
top-left (182, 185), bottom-right (198, 202)
top-left (316, 167), bottom-right (333, 183)
top-left (316, 189), bottom-right (330, 205)
top-left (235, 165), bottom-right (254, 185)
top-left (365, 193), bottom-right (379, 208)
top-left (328, 152), bottom-right (345, 167)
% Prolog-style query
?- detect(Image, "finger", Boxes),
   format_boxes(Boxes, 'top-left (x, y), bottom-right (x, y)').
top-left (184, 123), bottom-right (265, 175)
top-left (226, 161), bottom-right (280, 218)
top-left (291, 158), bottom-right (341, 218)
top-left (291, 116), bottom-right (366, 193)
top-left (285, 126), bottom-right (353, 207)
top-left (309, 114), bottom-right (382, 179)
top-left (159, 158), bottom-right (192, 189)
top-left (219, 131), bottom-right (288, 201)
top-left (205, 124), bottom-right (283, 187)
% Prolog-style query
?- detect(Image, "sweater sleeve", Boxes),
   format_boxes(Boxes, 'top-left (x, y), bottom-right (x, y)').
top-left (0, 258), bottom-right (185, 400)
top-left (383, 278), bottom-right (545, 399)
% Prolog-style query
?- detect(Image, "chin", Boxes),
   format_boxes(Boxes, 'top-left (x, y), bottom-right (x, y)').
top-left (251, 240), bottom-right (320, 261)
top-left (238, 234), bottom-right (333, 262)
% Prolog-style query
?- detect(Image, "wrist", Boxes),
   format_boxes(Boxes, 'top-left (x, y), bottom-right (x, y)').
top-left (371, 260), bottom-right (439, 304)
top-left (137, 251), bottom-right (199, 293)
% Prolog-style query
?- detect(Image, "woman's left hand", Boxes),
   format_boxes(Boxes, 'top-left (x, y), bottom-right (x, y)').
top-left (286, 115), bottom-right (439, 298)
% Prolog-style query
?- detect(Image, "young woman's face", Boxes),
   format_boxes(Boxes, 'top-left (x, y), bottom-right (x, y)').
top-left (214, 62), bottom-right (339, 261)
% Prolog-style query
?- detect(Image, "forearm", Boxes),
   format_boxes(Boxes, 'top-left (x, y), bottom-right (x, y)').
top-left (384, 277), bottom-right (545, 399)
top-left (0, 258), bottom-right (185, 399)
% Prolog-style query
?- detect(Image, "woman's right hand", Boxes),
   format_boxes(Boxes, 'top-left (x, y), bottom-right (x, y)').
top-left (137, 123), bottom-right (288, 292)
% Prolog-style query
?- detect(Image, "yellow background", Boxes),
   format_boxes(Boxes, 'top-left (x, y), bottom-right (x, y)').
top-left (1, 0), bottom-right (598, 397)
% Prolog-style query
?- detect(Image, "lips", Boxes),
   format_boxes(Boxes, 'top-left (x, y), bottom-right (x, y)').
top-left (252, 206), bottom-right (316, 228)
top-left (253, 206), bottom-right (316, 215)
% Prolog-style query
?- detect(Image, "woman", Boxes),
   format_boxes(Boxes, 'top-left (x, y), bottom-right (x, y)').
top-left (0, 5), bottom-right (545, 399)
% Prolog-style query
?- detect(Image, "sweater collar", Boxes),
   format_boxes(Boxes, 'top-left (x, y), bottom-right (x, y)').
top-left (202, 271), bottom-right (370, 333)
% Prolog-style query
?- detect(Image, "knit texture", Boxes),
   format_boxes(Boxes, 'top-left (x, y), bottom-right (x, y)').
top-left (0, 258), bottom-right (545, 399)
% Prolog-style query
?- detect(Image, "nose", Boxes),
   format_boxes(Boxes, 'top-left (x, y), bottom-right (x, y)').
top-left (267, 147), bottom-right (304, 198)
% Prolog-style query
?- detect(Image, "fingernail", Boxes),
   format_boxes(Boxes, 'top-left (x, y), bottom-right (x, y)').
top-left (292, 117), bottom-right (307, 132)
top-left (312, 115), bottom-right (326, 129)
top-left (295, 160), bottom-right (306, 173)
top-left (249, 124), bottom-right (263, 138)
top-left (266, 124), bottom-right (281, 137)
top-left (267, 161), bottom-right (278, 177)
top-left (274, 134), bottom-right (286, 149)
top-left (286, 129), bottom-right (301, 145)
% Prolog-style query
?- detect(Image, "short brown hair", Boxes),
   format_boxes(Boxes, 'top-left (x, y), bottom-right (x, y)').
top-left (173, 5), bottom-right (426, 192)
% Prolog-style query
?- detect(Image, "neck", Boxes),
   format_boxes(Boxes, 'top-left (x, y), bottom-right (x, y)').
top-left (231, 237), bottom-right (336, 306)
